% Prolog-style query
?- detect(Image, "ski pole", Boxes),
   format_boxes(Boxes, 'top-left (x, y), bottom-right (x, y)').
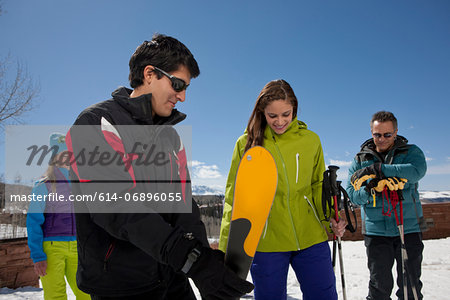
top-left (334, 194), bottom-right (347, 300)
top-left (339, 184), bottom-right (357, 234)
top-left (383, 186), bottom-right (419, 300)
top-left (394, 191), bottom-right (419, 300)
top-left (327, 166), bottom-right (339, 271)
top-left (327, 166), bottom-right (347, 300)
top-left (389, 190), bottom-right (409, 300)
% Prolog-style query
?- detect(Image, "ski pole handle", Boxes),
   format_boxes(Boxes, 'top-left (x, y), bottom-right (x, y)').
top-left (334, 195), bottom-right (339, 222)
top-left (328, 165), bottom-right (339, 197)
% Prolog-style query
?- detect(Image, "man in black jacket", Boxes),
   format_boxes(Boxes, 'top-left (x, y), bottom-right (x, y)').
top-left (68, 34), bottom-right (253, 299)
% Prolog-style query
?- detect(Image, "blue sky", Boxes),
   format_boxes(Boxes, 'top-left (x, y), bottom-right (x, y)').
top-left (0, 0), bottom-right (449, 191)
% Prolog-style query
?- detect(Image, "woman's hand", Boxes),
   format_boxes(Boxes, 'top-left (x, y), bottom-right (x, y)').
top-left (330, 217), bottom-right (347, 238)
top-left (33, 260), bottom-right (47, 277)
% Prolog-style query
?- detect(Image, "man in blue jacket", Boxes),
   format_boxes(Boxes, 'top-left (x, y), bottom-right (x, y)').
top-left (346, 111), bottom-right (426, 300)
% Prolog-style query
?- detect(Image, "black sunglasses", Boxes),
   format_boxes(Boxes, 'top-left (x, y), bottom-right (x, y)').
top-left (372, 132), bottom-right (394, 139)
top-left (153, 66), bottom-right (189, 92)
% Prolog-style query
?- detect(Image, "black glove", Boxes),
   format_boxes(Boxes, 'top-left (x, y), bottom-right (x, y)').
top-left (351, 162), bottom-right (384, 191)
top-left (186, 247), bottom-right (254, 300)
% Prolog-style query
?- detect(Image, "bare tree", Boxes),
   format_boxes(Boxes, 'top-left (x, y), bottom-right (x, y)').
top-left (0, 55), bottom-right (40, 128)
top-left (0, 2), bottom-right (39, 127)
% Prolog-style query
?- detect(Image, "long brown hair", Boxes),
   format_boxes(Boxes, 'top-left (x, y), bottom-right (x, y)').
top-left (245, 79), bottom-right (298, 151)
top-left (43, 151), bottom-right (69, 193)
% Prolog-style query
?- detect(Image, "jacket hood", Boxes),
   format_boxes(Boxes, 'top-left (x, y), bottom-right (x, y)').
top-left (111, 87), bottom-right (186, 125)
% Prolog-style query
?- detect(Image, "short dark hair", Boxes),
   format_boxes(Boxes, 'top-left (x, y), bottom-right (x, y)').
top-left (128, 34), bottom-right (200, 88)
top-left (370, 111), bottom-right (398, 130)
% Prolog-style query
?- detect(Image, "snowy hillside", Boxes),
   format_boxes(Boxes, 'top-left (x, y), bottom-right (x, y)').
top-left (420, 191), bottom-right (450, 203)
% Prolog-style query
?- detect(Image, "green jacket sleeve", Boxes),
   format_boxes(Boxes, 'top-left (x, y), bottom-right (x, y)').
top-left (218, 138), bottom-right (245, 252)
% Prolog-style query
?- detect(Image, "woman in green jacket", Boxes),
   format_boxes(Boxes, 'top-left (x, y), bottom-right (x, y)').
top-left (219, 79), bottom-right (346, 300)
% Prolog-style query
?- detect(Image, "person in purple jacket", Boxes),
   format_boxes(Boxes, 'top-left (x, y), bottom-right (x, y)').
top-left (26, 133), bottom-right (89, 300)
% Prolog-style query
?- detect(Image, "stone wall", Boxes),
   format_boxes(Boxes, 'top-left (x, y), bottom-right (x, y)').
top-left (0, 238), bottom-right (38, 289)
top-left (332, 202), bottom-right (450, 241)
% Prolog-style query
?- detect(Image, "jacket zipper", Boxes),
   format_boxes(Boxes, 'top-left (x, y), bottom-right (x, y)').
top-left (71, 200), bottom-right (75, 236)
top-left (305, 195), bottom-right (322, 226)
top-left (296, 153), bottom-right (300, 183)
top-left (262, 219), bottom-right (269, 239)
top-left (273, 136), bottom-right (301, 250)
top-left (104, 240), bottom-right (116, 271)
top-left (49, 194), bottom-right (55, 228)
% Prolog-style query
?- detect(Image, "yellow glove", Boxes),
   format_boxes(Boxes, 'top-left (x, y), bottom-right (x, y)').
top-left (350, 163), bottom-right (383, 191)
top-left (393, 177), bottom-right (408, 190)
top-left (351, 174), bottom-right (376, 191)
top-left (373, 177), bottom-right (408, 192)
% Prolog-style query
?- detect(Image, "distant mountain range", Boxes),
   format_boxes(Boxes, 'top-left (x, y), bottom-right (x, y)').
top-left (192, 185), bottom-right (450, 203)
top-left (420, 191), bottom-right (450, 203)
top-left (192, 185), bottom-right (224, 196)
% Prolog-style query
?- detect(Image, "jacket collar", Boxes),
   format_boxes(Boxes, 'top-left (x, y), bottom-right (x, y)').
top-left (264, 117), bottom-right (307, 140)
top-left (358, 135), bottom-right (409, 163)
top-left (111, 86), bottom-right (186, 125)
top-left (360, 135), bottom-right (409, 152)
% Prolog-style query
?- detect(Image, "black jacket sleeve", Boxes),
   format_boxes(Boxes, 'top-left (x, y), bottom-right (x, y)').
top-left (68, 110), bottom-right (207, 270)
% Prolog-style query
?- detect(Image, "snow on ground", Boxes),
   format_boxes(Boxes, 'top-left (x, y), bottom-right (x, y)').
top-left (1, 238), bottom-right (449, 299)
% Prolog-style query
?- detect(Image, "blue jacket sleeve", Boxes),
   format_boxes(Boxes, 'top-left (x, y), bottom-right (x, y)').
top-left (381, 145), bottom-right (427, 184)
top-left (26, 182), bottom-right (48, 263)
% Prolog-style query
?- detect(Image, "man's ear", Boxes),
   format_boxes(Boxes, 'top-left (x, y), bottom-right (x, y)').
top-left (394, 128), bottom-right (399, 138)
top-left (143, 65), bottom-right (154, 84)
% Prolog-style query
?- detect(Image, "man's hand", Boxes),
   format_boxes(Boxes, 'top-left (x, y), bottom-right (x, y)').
top-left (351, 162), bottom-right (384, 191)
top-left (187, 247), bottom-right (254, 300)
top-left (33, 260), bottom-right (47, 277)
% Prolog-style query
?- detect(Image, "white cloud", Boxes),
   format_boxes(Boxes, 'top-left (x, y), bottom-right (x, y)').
top-left (326, 159), bottom-right (352, 182)
top-left (426, 157), bottom-right (434, 162)
top-left (329, 159), bottom-right (352, 167)
top-left (191, 161), bottom-right (222, 179)
top-left (190, 160), bottom-right (204, 167)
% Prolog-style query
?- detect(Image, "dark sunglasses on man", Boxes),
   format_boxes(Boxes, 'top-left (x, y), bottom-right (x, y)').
top-left (153, 66), bottom-right (189, 92)
top-left (372, 132), bottom-right (394, 139)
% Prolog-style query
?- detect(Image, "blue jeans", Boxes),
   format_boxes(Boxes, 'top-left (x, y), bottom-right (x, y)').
top-left (250, 241), bottom-right (337, 300)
